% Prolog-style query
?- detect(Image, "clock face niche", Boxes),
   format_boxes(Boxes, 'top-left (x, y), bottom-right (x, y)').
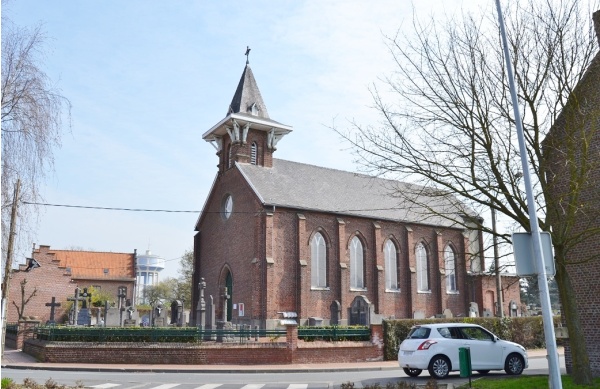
top-left (223, 194), bottom-right (233, 219)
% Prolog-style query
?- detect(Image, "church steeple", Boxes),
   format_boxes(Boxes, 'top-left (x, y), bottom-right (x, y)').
top-left (203, 50), bottom-right (292, 173)
top-left (227, 64), bottom-right (269, 119)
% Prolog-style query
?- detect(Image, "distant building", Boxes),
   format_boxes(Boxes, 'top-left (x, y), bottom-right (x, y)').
top-left (191, 61), bottom-right (521, 329)
top-left (134, 249), bottom-right (165, 304)
top-left (6, 245), bottom-right (136, 324)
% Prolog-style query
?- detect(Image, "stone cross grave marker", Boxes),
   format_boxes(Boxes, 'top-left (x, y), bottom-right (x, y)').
top-left (196, 278), bottom-right (206, 328)
top-left (221, 286), bottom-right (230, 323)
top-left (67, 288), bottom-right (82, 325)
top-left (45, 297), bottom-right (61, 324)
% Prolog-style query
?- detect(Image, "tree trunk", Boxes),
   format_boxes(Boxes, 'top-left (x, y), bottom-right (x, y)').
top-left (554, 247), bottom-right (592, 385)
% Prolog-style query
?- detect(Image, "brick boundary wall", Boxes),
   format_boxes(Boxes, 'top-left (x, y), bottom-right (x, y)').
top-left (5, 320), bottom-right (41, 349)
top-left (22, 324), bottom-right (383, 365)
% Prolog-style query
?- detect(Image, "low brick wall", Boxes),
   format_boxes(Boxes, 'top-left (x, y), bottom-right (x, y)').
top-left (6, 320), bottom-right (41, 350)
top-left (22, 324), bottom-right (383, 365)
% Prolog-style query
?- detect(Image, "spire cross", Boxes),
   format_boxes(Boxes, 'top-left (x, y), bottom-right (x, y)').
top-left (245, 46), bottom-right (251, 64)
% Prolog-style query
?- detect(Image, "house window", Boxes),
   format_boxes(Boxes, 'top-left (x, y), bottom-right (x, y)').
top-left (416, 242), bottom-right (429, 292)
top-left (384, 240), bottom-right (399, 290)
top-left (445, 245), bottom-right (457, 292)
top-left (311, 232), bottom-right (327, 288)
top-left (350, 236), bottom-right (364, 289)
top-left (251, 142), bottom-right (257, 165)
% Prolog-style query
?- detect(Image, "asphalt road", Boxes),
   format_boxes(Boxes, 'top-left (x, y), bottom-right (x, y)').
top-left (1, 354), bottom-right (564, 389)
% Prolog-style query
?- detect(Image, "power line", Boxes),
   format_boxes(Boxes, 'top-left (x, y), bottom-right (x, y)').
top-left (23, 200), bottom-right (438, 215)
top-left (23, 201), bottom-right (201, 213)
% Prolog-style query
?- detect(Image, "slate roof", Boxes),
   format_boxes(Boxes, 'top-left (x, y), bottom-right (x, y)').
top-left (237, 159), bottom-right (474, 228)
top-left (228, 64), bottom-right (269, 119)
top-left (49, 250), bottom-right (136, 281)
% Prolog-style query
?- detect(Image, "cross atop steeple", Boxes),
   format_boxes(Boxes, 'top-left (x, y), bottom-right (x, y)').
top-left (245, 46), bottom-right (251, 65)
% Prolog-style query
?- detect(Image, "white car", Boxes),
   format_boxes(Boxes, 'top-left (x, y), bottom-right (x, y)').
top-left (397, 323), bottom-right (528, 379)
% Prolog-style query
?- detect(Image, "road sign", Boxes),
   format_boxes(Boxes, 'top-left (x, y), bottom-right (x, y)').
top-left (513, 231), bottom-right (555, 276)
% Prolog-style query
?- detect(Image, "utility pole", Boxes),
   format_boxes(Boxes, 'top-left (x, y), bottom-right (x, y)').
top-left (495, 1), bottom-right (561, 387)
top-left (1, 179), bottom-right (22, 356)
top-left (491, 207), bottom-right (504, 317)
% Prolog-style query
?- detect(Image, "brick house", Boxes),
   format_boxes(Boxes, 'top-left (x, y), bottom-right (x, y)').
top-left (191, 62), bottom-right (521, 329)
top-left (6, 245), bottom-right (136, 324)
top-left (543, 11), bottom-right (600, 377)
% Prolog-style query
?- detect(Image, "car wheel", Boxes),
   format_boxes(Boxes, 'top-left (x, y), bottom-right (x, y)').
top-left (505, 353), bottom-right (525, 375)
top-left (477, 370), bottom-right (490, 375)
top-left (428, 355), bottom-right (451, 379)
top-left (403, 368), bottom-right (422, 377)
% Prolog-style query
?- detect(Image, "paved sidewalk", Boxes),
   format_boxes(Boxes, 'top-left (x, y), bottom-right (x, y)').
top-left (1, 347), bottom-right (561, 373)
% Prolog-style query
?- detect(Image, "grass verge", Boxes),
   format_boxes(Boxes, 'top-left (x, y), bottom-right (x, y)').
top-left (458, 375), bottom-right (600, 388)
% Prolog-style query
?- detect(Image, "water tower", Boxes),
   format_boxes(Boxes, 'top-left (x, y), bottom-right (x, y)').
top-left (135, 249), bottom-right (165, 305)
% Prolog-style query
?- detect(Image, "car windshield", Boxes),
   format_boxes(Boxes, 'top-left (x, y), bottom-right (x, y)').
top-left (407, 327), bottom-right (431, 339)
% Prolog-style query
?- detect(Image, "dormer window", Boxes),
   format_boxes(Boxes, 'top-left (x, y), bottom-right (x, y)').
top-left (250, 103), bottom-right (258, 116)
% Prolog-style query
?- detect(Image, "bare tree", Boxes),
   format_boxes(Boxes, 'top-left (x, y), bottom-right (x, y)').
top-left (337, 0), bottom-right (598, 384)
top-left (1, 11), bottom-right (71, 262)
top-left (11, 278), bottom-right (37, 320)
top-left (177, 249), bottom-right (194, 304)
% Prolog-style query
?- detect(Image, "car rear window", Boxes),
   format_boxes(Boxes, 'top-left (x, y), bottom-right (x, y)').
top-left (407, 327), bottom-right (431, 339)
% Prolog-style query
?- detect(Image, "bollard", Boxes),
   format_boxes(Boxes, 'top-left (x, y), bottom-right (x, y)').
top-left (459, 347), bottom-right (472, 378)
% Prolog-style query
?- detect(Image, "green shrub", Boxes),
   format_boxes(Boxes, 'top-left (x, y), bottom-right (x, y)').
top-left (1, 378), bottom-right (15, 389)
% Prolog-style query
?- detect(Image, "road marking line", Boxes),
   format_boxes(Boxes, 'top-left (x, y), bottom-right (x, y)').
top-left (287, 385), bottom-right (308, 389)
top-left (149, 385), bottom-right (180, 389)
top-left (88, 385), bottom-right (121, 389)
top-left (195, 385), bottom-right (222, 389)
top-left (240, 385), bottom-right (265, 389)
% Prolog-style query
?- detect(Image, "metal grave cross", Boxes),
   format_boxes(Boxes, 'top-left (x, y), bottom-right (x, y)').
top-left (45, 296), bottom-right (61, 324)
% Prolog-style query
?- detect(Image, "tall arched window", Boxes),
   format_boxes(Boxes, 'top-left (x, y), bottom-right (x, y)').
top-left (350, 236), bottom-right (364, 289)
top-left (445, 245), bottom-right (457, 292)
top-left (311, 232), bottom-right (327, 288)
top-left (250, 142), bottom-right (258, 165)
top-left (384, 240), bottom-right (399, 290)
top-left (416, 242), bottom-right (429, 292)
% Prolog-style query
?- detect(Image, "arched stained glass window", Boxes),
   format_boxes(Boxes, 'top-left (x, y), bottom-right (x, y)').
top-left (311, 232), bottom-right (327, 288)
top-left (384, 240), bottom-right (399, 290)
top-left (350, 236), bottom-right (364, 289)
top-left (445, 245), bottom-right (457, 292)
top-left (416, 242), bottom-right (429, 292)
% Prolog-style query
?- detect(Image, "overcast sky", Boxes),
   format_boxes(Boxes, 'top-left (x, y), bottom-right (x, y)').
top-left (5, 0), bottom-right (490, 279)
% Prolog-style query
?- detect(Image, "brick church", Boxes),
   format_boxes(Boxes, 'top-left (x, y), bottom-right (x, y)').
top-left (191, 61), bottom-right (521, 329)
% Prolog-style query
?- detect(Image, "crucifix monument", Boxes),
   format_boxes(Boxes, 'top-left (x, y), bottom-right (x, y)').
top-left (45, 297), bottom-right (61, 324)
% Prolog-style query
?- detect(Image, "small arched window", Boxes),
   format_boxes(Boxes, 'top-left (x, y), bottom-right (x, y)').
top-left (384, 240), bottom-right (399, 290)
top-left (311, 232), bottom-right (327, 288)
top-left (350, 236), bottom-right (364, 289)
top-left (251, 142), bottom-right (257, 165)
top-left (227, 144), bottom-right (232, 169)
top-left (445, 245), bottom-right (457, 292)
top-left (416, 242), bottom-right (429, 292)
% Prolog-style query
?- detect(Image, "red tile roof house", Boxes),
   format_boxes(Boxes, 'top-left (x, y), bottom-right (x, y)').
top-left (6, 245), bottom-right (136, 324)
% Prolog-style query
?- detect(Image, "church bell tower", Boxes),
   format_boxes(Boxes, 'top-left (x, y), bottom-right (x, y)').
top-left (202, 50), bottom-right (292, 174)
